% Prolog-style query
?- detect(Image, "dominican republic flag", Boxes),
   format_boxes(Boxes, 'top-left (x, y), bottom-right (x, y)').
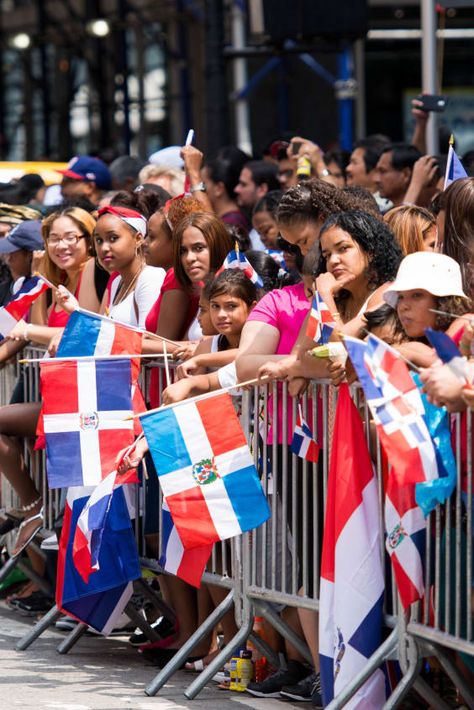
top-left (264, 249), bottom-right (287, 271)
top-left (290, 405), bottom-right (319, 462)
top-left (306, 292), bottom-right (336, 344)
top-left (72, 470), bottom-right (118, 583)
top-left (140, 392), bottom-right (270, 549)
top-left (219, 250), bottom-right (264, 288)
top-left (41, 359), bottom-right (134, 488)
top-left (385, 476), bottom-right (425, 609)
top-left (444, 142), bottom-right (467, 189)
top-left (345, 335), bottom-right (439, 487)
top-left (56, 485), bottom-right (140, 635)
top-left (0, 275), bottom-right (49, 338)
top-left (160, 503), bottom-right (212, 587)
top-left (425, 327), bottom-right (471, 386)
top-left (319, 384), bottom-right (386, 708)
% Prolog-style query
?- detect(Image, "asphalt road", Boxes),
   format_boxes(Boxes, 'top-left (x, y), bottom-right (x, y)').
top-left (0, 603), bottom-right (300, 710)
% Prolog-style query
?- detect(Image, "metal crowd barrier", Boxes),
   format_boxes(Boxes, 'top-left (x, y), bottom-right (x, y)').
top-left (0, 354), bottom-right (472, 708)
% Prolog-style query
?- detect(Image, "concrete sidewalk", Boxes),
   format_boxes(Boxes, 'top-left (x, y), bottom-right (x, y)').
top-left (0, 604), bottom-right (301, 710)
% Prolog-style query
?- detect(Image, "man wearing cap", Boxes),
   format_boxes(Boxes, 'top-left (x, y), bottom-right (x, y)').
top-left (58, 155), bottom-right (112, 205)
top-left (0, 204), bottom-right (42, 237)
top-left (0, 220), bottom-right (44, 306)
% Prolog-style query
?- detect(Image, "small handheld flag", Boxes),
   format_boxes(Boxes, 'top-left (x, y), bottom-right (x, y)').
top-left (425, 327), bottom-right (471, 385)
top-left (219, 250), bottom-right (264, 288)
top-left (444, 137), bottom-right (468, 190)
top-left (291, 405), bottom-right (319, 462)
top-left (0, 276), bottom-right (49, 338)
top-left (306, 292), bottom-right (336, 344)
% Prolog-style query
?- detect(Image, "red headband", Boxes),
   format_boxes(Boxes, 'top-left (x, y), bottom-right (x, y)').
top-left (97, 205), bottom-right (147, 236)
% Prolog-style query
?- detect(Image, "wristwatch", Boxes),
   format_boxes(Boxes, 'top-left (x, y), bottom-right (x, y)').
top-left (190, 181), bottom-right (207, 193)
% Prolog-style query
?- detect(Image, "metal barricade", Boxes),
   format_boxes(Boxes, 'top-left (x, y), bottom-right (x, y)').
top-left (3, 355), bottom-right (472, 707)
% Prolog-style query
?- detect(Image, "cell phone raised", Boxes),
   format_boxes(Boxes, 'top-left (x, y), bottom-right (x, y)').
top-left (416, 94), bottom-right (447, 113)
top-left (291, 141), bottom-right (303, 155)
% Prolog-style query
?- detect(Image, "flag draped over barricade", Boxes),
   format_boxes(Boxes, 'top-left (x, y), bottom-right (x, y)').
top-left (306, 292), bottom-right (336, 344)
top-left (140, 392), bottom-right (270, 549)
top-left (319, 384), bottom-right (386, 708)
top-left (41, 359), bottom-right (134, 488)
top-left (56, 485), bottom-right (140, 635)
top-left (0, 275), bottom-right (49, 337)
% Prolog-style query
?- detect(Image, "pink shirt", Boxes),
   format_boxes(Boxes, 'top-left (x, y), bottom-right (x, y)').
top-left (247, 283), bottom-right (311, 444)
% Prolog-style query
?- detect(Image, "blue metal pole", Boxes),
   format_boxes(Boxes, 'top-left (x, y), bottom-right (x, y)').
top-left (337, 46), bottom-right (353, 151)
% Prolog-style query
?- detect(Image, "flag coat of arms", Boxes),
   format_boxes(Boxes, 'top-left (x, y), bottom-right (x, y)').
top-left (140, 392), bottom-right (270, 548)
top-left (41, 359), bottom-right (134, 488)
top-left (56, 485), bottom-right (140, 635)
top-left (319, 384), bottom-right (386, 708)
top-left (0, 275), bottom-right (49, 337)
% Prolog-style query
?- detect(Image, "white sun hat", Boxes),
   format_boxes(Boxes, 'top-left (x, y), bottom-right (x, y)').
top-left (383, 251), bottom-right (467, 308)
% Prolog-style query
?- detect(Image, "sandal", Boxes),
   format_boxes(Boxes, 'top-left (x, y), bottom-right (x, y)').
top-left (11, 510), bottom-right (43, 557)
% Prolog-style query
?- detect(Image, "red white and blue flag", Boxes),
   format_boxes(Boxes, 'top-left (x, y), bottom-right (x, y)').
top-left (385, 477), bottom-right (425, 609)
top-left (444, 142), bottom-right (468, 189)
top-left (41, 359), bottom-right (134, 488)
top-left (220, 250), bottom-right (264, 287)
top-left (291, 404), bottom-right (319, 462)
top-left (55, 309), bottom-right (145, 433)
top-left (72, 470), bottom-right (117, 583)
top-left (140, 392), bottom-right (270, 549)
top-left (56, 485), bottom-right (140, 635)
top-left (306, 292), bottom-right (336, 344)
top-left (160, 503), bottom-right (212, 587)
top-left (0, 275), bottom-right (49, 338)
top-left (319, 384), bottom-right (386, 708)
top-left (344, 335), bottom-right (430, 608)
top-left (425, 327), bottom-right (471, 385)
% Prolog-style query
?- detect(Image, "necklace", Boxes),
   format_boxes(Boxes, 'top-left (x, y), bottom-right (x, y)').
top-left (113, 264), bottom-right (144, 307)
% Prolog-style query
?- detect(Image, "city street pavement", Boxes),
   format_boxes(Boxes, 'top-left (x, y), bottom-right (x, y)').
top-left (0, 603), bottom-right (300, 710)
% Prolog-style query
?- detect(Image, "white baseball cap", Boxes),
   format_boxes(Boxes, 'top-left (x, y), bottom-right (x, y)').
top-left (383, 251), bottom-right (467, 308)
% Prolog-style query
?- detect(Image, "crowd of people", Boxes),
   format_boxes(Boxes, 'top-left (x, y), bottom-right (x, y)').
top-left (0, 104), bottom-right (473, 708)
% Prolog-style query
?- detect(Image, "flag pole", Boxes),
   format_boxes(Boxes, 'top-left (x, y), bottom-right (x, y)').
top-left (20, 353), bottom-right (169, 364)
top-left (359, 330), bottom-right (421, 372)
top-left (33, 272), bottom-right (56, 289)
top-left (126, 375), bottom-right (269, 419)
top-left (430, 308), bottom-right (474, 325)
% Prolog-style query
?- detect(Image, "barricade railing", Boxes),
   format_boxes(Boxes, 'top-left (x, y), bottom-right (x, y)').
top-left (2, 355), bottom-right (472, 708)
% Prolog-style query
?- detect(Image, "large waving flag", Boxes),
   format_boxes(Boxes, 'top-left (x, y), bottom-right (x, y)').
top-left (0, 275), bottom-right (49, 338)
top-left (41, 359), bottom-right (134, 488)
top-left (306, 292), bottom-right (336, 344)
top-left (140, 392), bottom-right (270, 549)
top-left (319, 384), bottom-right (386, 708)
top-left (56, 485), bottom-right (140, 635)
top-left (72, 470), bottom-right (117, 583)
top-left (160, 503), bottom-right (212, 587)
top-left (444, 141), bottom-right (468, 189)
top-left (219, 250), bottom-right (264, 287)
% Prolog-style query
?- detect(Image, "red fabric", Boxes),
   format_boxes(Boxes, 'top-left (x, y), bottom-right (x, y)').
top-left (47, 270), bottom-right (84, 327)
top-left (145, 268), bottom-right (199, 409)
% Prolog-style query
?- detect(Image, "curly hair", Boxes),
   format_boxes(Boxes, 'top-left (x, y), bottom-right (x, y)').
top-left (277, 178), bottom-right (373, 226)
top-left (315, 211), bottom-right (402, 291)
top-left (110, 188), bottom-right (169, 218)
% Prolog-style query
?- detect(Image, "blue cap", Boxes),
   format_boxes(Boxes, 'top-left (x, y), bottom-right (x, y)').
top-left (58, 155), bottom-right (112, 190)
top-left (0, 220), bottom-right (44, 253)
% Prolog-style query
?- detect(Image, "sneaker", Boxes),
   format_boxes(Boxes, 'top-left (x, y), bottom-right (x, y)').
top-left (128, 616), bottom-right (177, 646)
top-left (14, 592), bottom-right (54, 616)
top-left (311, 675), bottom-right (323, 709)
top-left (246, 660), bottom-right (308, 698)
top-left (280, 671), bottom-right (320, 702)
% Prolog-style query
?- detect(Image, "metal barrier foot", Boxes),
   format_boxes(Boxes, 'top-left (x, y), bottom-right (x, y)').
top-left (15, 604), bottom-right (61, 651)
top-left (123, 601), bottom-right (162, 644)
top-left (382, 657), bottom-right (422, 710)
top-left (144, 590), bottom-right (235, 697)
top-left (255, 601), bottom-right (313, 665)
top-left (56, 622), bottom-right (88, 654)
top-left (413, 677), bottom-right (452, 710)
top-left (425, 642), bottom-right (474, 710)
top-left (0, 554), bottom-right (19, 584)
top-left (184, 613), bottom-right (255, 700)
